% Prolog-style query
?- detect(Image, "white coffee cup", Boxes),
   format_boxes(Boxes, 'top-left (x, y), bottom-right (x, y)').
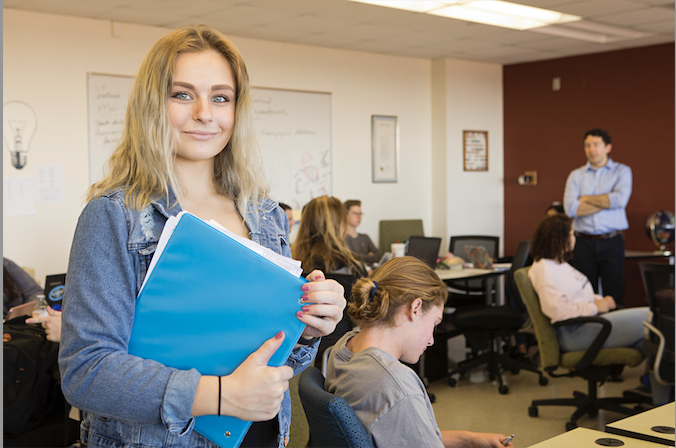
top-left (391, 243), bottom-right (406, 258)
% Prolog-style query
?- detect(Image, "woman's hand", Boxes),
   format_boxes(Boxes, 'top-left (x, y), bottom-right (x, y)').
top-left (594, 296), bottom-right (616, 314)
top-left (192, 332), bottom-right (294, 421)
top-left (297, 270), bottom-right (347, 340)
top-left (25, 307), bottom-right (62, 342)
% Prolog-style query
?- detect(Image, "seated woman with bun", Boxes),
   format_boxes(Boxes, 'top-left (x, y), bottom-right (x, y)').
top-left (325, 256), bottom-right (512, 448)
top-left (529, 214), bottom-right (648, 353)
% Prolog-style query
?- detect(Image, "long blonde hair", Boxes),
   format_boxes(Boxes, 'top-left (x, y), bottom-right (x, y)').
top-left (87, 25), bottom-right (268, 215)
top-left (292, 196), bottom-right (363, 275)
top-left (349, 257), bottom-right (447, 328)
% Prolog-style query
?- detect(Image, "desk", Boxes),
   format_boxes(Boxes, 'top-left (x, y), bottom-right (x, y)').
top-left (625, 250), bottom-right (675, 263)
top-left (528, 427), bottom-right (666, 447)
top-left (436, 267), bottom-right (510, 305)
top-left (606, 403), bottom-right (675, 446)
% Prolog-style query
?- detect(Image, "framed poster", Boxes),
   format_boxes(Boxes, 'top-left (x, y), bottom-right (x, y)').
top-left (463, 130), bottom-right (488, 171)
top-left (372, 115), bottom-right (399, 183)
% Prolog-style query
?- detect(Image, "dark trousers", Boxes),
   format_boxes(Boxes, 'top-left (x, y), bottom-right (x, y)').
top-left (570, 234), bottom-right (625, 306)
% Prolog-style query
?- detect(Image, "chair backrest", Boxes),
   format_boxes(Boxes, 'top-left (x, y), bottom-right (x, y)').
top-left (298, 366), bottom-right (374, 448)
top-left (507, 241), bottom-right (531, 313)
top-left (449, 235), bottom-right (499, 262)
top-left (378, 219), bottom-right (424, 254)
top-left (514, 267), bottom-right (560, 369)
top-left (639, 262), bottom-right (675, 308)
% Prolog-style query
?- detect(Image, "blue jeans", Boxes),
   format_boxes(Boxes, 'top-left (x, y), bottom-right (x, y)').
top-left (556, 307), bottom-right (649, 353)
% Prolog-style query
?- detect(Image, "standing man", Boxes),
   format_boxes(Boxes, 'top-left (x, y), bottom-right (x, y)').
top-left (564, 129), bottom-right (632, 306)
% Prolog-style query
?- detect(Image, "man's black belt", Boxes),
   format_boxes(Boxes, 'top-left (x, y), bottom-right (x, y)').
top-left (574, 230), bottom-right (624, 240)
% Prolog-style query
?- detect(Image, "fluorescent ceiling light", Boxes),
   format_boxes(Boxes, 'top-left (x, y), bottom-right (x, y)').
top-left (348, 0), bottom-right (581, 30)
top-left (530, 24), bottom-right (647, 44)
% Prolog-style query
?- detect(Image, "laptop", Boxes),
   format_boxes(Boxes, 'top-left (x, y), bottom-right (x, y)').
top-left (407, 236), bottom-right (442, 268)
top-left (464, 245), bottom-right (494, 269)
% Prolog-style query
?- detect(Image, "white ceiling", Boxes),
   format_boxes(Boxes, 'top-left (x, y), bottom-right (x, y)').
top-left (4, 0), bottom-right (674, 64)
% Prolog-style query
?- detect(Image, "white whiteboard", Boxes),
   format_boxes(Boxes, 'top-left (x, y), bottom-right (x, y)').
top-left (87, 73), bottom-right (133, 184)
top-left (252, 87), bottom-right (332, 210)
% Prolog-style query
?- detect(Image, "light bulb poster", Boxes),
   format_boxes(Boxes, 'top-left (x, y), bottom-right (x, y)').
top-left (3, 100), bottom-right (38, 170)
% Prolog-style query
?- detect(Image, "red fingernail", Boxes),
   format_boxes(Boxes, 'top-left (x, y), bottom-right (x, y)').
top-left (302, 293), bottom-right (310, 301)
top-left (302, 284), bottom-right (310, 291)
top-left (275, 331), bottom-right (284, 340)
top-left (296, 311), bottom-right (304, 318)
top-left (302, 305), bottom-right (311, 312)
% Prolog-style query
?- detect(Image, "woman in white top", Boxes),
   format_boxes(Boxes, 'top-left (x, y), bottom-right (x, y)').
top-left (325, 256), bottom-right (512, 448)
top-left (528, 214), bottom-right (648, 353)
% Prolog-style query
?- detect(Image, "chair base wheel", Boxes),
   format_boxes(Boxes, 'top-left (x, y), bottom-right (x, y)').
top-left (539, 376), bottom-right (549, 386)
top-left (499, 385), bottom-right (509, 394)
top-left (448, 377), bottom-right (457, 387)
top-left (528, 406), bottom-right (538, 417)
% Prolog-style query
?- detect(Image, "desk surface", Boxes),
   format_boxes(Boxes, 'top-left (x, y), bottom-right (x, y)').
top-left (435, 267), bottom-right (509, 281)
top-left (529, 427), bottom-right (666, 448)
top-left (625, 250), bottom-right (674, 260)
top-left (606, 403), bottom-right (675, 446)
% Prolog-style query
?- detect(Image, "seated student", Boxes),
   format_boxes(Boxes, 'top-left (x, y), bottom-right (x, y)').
top-left (3, 257), bottom-right (43, 319)
top-left (293, 196), bottom-right (366, 277)
top-left (344, 199), bottom-right (382, 264)
top-left (325, 257), bottom-right (512, 448)
top-left (279, 202), bottom-right (299, 244)
top-left (528, 214), bottom-right (648, 353)
top-left (545, 202), bottom-right (565, 216)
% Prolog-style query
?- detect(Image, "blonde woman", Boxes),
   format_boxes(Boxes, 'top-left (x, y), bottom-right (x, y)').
top-left (292, 195), bottom-right (367, 277)
top-left (59, 25), bottom-right (345, 448)
top-left (326, 257), bottom-right (512, 448)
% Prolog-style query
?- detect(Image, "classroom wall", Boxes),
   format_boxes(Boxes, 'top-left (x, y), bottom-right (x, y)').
top-left (5, 9), bottom-right (507, 279)
top-left (503, 43), bottom-right (675, 307)
top-left (441, 58), bottom-right (505, 256)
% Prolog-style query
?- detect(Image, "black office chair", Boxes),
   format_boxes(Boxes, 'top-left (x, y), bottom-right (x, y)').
top-left (314, 273), bottom-right (356, 373)
top-left (298, 366), bottom-right (374, 448)
top-left (639, 263), bottom-right (675, 388)
top-left (447, 235), bottom-right (500, 306)
top-left (447, 241), bottom-right (548, 394)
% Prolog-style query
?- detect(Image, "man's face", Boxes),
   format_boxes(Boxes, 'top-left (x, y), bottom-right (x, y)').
top-left (584, 135), bottom-right (611, 168)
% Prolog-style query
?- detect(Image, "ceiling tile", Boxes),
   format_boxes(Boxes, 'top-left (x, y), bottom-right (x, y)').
top-left (600, 5), bottom-right (675, 25)
top-left (552, 0), bottom-right (647, 17)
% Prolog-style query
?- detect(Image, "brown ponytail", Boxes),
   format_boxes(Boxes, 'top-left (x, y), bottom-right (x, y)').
top-left (348, 256), bottom-right (447, 328)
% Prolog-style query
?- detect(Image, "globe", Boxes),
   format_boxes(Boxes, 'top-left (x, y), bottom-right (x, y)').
top-left (645, 210), bottom-right (675, 252)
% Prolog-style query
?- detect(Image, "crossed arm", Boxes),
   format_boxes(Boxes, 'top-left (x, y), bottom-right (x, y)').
top-left (575, 194), bottom-right (610, 217)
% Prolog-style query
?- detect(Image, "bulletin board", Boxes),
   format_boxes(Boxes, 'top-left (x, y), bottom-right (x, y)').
top-left (463, 130), bottom-right (488, 171)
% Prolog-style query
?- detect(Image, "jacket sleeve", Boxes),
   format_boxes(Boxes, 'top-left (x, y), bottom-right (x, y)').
top-left (59, 197), bottom-right (200, 435)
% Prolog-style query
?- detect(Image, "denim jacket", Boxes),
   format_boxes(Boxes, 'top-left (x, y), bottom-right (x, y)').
top-left (59, 187), bottom-right (317, 448)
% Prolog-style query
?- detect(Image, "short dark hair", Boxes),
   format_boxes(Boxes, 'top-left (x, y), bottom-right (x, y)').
top-left (545, 203), bottom-right (565, 215)
top-left (584, 128), bottom-right (611, 145)
top-left (279, 202), bottom-right (291, 211)
top-left (344, 199), bottom-right (361, 211)
top-left (531, 214), bottom-right (573, 263)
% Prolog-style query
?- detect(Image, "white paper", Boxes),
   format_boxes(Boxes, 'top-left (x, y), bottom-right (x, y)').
top-left (4, 177), bottom-right (36, 216)
top-left (36, 164), bottom-right (64, 203)
top-left (139, 211), bottom-right (303, 294)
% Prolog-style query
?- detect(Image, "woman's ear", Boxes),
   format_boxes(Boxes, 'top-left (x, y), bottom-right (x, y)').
top-left (408, 298), bottom-right (423, 321)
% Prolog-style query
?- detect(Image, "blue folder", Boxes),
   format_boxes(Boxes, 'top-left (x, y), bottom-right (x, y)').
top-left (128, 213), bottom-right (307, 448)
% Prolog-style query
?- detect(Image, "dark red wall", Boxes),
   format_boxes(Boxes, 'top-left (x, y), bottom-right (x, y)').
top-left (504, 43), bottom-right (675, 307)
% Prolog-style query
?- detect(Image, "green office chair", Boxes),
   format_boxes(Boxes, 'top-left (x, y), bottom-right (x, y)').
top-left (514, 267), bottom-right (649, 431)
top-left (378, 220), bottom-right (424, 255)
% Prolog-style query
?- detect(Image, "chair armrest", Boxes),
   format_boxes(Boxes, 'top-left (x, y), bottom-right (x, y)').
top-left (553, 316), bottom-right (611, 372)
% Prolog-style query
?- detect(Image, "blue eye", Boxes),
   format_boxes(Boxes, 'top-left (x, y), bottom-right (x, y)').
top-left (212, 95), bottom-right (229, 103)
top-left (173, 92), bottom-right (191, 100)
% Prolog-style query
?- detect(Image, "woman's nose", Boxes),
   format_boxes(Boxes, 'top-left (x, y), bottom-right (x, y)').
top-left (193, 98), bottom-right (212, 123)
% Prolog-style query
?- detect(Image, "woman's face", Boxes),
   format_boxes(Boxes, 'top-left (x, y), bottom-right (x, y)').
top-left (400, 302), bottom-right (443, 364)
top-left (167, 50), bottom-right (236, 165)
top-left (566, 226), bottom-right (576, 253)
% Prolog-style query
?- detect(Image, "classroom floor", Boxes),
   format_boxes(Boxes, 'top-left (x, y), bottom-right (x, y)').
top-left (429, 360), bottom-right (649, 447)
